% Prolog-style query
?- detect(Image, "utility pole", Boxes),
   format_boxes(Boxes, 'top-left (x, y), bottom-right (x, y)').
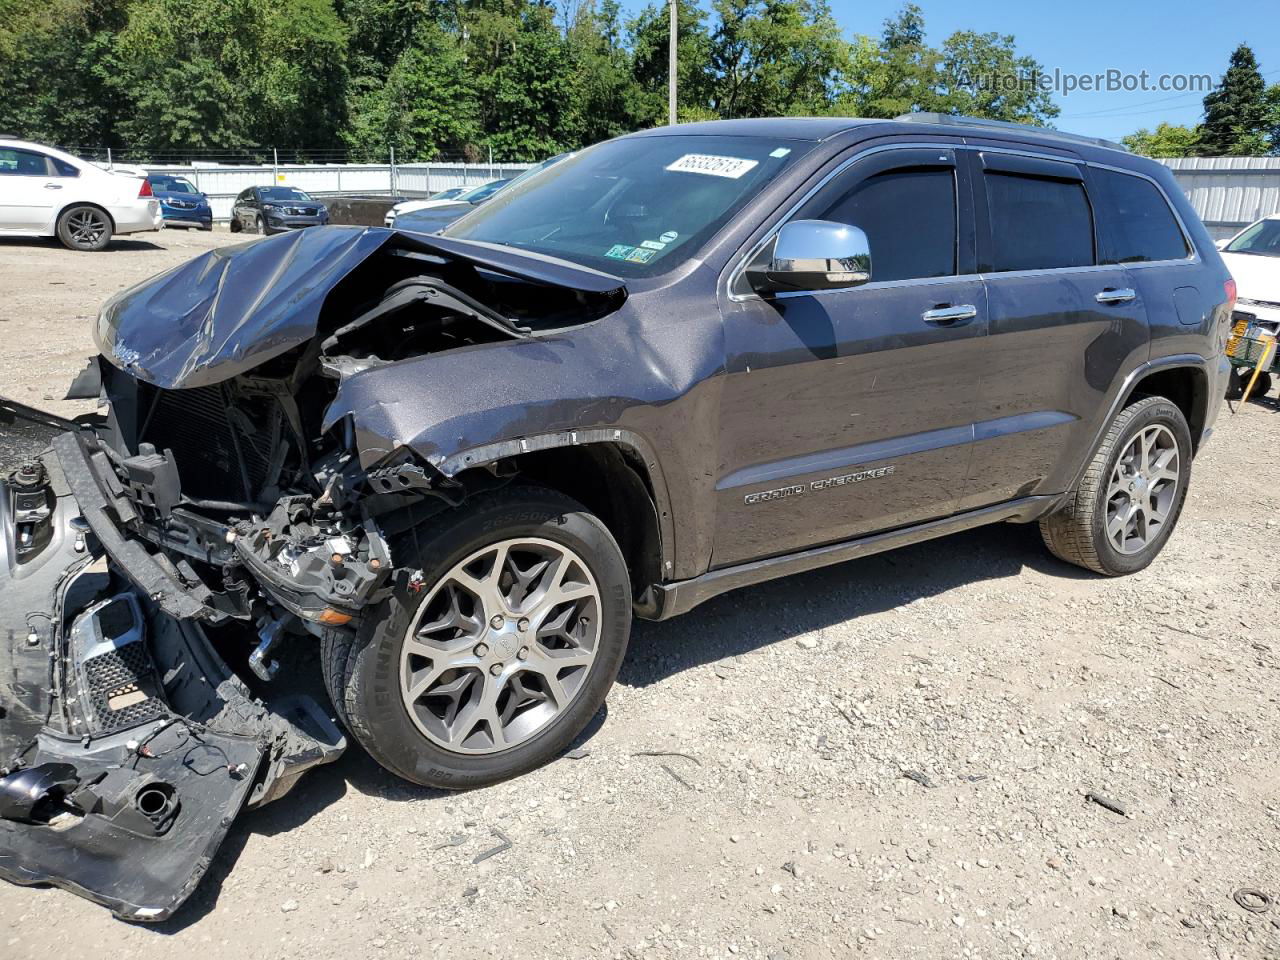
top-left (668, 0), bottom-right (677, 125)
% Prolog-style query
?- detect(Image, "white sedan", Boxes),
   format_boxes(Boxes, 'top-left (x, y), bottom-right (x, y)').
top-left (1218, 214), bottom-right (1280, 396)
top-left (1219, 214), bottom-right (1280, 322)
top-left (0, 137), bottom-right (162, 251)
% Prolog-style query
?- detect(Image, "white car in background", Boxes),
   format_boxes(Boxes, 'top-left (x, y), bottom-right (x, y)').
top-left (1219, 214), bottom-right (1280, 325)
top-left (0, 137), bottom-right (162, 251)
top-left (1218, 214), bottom-right (1280, 396)
top-left (383, 178), bottom-right (511, 228)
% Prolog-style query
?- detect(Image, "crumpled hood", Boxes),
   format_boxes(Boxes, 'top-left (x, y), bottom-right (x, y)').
top-left (94, 226), bottom-right (626, 390)
top-left (95, 226), bottom-right (390, 390)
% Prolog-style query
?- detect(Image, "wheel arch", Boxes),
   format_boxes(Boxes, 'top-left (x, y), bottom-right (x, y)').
top-left (439, 432), bottom-right (674, 608)
top-left (1120, 361), bottom-right (1210, 453)
top-left (54, 200), bottom-right (116, 233)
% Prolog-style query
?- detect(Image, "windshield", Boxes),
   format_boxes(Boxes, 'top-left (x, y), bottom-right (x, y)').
top-left (1225, 218), bottom-right (1280, 257)
top-left (260, 187), bottom-right (313, 202)
top-left (458, 180), bottom-right (510, 203)
top-left (149, 175), bottom-right (198, 194)
top-left (444, 135), bottom-right (814, 277)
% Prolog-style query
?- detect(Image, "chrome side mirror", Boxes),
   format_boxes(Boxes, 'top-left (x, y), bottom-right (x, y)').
top-left (748, 219), bottom-right (872, 293)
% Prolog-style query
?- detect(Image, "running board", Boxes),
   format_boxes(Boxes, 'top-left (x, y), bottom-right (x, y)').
top-left (639, 496), bottom-right (1055, 620)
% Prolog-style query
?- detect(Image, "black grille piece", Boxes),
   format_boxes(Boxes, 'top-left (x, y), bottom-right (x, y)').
top-left (139, 384), bottom-right (277, 501)
top-left (83, 642), bottom-right (167, 734)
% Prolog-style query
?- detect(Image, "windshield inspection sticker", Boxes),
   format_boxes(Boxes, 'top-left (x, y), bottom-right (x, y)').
top-left (769, 147), bottom-right (792, 158)
top-left (605, 244), bottom-right (635, 260)
top-left (665, 154), bottom-right (759, 179)
top-left (660, 230), bottom-right (679, 243)
top-left (625, 247), bottom-right (657, 263)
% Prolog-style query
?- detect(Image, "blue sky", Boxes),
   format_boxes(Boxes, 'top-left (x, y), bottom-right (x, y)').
top-left (809, 0), bottom-right (1280, 140)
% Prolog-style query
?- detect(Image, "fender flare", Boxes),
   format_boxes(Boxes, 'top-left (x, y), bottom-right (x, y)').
top-left (431, 427), bottom-right (677, 579)
top-left (1059, 352), bottom-right (1212, 506)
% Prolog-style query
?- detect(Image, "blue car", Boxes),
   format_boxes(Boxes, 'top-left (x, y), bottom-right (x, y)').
top-left (146, 174), bottom-right (213, 230)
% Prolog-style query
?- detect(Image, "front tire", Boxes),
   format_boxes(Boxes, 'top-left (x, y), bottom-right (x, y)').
top-left (1040, 396), bottom-right (1192, 576)
top-left (56, 205), bottom-right (112, 251)
top-left (322, 487), bottom-right (631, 789)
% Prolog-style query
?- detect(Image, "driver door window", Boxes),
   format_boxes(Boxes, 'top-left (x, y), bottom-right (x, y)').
top-left (798, 167), bottom-right (958, 282)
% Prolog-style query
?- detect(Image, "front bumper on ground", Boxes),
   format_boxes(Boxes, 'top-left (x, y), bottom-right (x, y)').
top-left (0, 409), bottom-right (346, 921)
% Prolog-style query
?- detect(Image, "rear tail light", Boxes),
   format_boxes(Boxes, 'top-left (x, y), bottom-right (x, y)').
top-left (138, 179), bottom-right (153, 198)
top-left (1224, 277), bottom-right (1237, 313)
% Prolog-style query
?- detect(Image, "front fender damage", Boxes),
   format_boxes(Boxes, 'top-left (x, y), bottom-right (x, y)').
top-left (1, 227), bottom-right (632, 920)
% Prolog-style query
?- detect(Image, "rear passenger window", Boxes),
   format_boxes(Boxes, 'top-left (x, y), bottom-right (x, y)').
top-left (806, 168), bottom-right (956, 282)
top-left (50, 156), bottom-right (79, 177)
top-left (985, 172), bottom-right (1094, 272)
top-left (1095, 169), bottom-right (1188, 263)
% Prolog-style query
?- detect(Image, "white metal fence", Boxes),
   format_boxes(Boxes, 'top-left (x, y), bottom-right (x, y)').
top-left (1160, 157), bottom-right (1280, 241)
top-left (139, 161), bottom-right (533, 222)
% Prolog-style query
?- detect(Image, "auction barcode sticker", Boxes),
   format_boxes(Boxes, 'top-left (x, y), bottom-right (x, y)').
top-left (665, 154), bottom-right (759, 179)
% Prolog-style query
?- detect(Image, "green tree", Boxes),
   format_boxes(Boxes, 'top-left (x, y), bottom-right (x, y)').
top-left (1122, 122), bottom-right (1200, 158)
top-left (473, 5), bottom-right (578, 160)
top-left (709, 0), bottom-right (849, 118)
top-left (859, 3), bottom-right (942, 117)
top-left (344, 19), bottom-right (478, 159)
top-left (112, 0), bottom-right (347, 154)
top-left (0, 0), bottom-right (130, 148)
top-left (565, 0), bottom-right (648, 145)
top-left (628, 0), bottom-right (715, 124)
top-left (1198, 44), bottom-right (1271, 156)
top-left (934, 30), bottom-right (1058, 124)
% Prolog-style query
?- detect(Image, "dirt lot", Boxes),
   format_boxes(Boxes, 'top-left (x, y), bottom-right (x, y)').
top-left (1, 230), bottom-right (1279, 959)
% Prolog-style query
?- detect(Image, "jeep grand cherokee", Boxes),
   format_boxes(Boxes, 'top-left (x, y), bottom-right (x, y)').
top-left (0, 114), bottom-right (1233, 919)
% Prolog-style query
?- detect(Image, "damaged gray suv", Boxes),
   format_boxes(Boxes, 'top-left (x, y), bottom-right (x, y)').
top-left (0, 114), bottom-right (1234, 919)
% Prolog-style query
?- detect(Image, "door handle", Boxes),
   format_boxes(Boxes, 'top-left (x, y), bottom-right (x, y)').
top-left (922, 304), bottom-right (978, 327)
top-left (1095, 287), bottom-right (1136, 304)
top-left (43, 183), bottom-right (63, 190)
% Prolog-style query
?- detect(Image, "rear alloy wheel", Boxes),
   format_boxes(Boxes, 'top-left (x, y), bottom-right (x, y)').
top-left (321, 487), bottom-right (631, 788)
top-left (56, 205), bottom-right (112, 251)
top-left (1040, 396), bottom-right (1192, 576)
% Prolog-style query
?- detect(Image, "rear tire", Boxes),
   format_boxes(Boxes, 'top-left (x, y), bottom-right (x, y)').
top-left (1040, 397), bottom-right (1192, 576)
top-left (55, 205), bottom-right (112, 251)
top-left (1245, 371), bottom-right (1273, 399)
top-left (321, 487), bottom-right (631, 789)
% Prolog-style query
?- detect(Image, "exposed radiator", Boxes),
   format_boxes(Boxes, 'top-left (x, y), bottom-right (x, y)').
top-left (139, 384), bottom-right (278, 501)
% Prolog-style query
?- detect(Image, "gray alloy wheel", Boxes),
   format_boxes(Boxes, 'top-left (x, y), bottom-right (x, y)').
top-left (320, 486), bottom-right (631, 789)
top-left (399, 537), bottom-right (601, 754)
top-left (253, 214), bottom-right (265, 235)
top-left (1040, 396), bottom-right (1192, 576)
top-left (56, 205), bottom-right (112, 251)
top-left (1103, 423), bottom-right (1180, 555)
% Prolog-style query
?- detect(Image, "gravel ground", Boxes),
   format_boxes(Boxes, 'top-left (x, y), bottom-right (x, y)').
top-left (1, 229), bottom-right (1278, 959)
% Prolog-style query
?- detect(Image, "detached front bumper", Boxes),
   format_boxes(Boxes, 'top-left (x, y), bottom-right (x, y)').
top-left (0, 419), bottom-right (345, 921)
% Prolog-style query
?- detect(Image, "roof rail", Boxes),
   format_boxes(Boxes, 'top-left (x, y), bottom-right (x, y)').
top-left (893, 113), bottom-right (1129, 153)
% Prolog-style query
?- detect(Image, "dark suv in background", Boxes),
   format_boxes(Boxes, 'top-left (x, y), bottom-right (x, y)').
top-left (0, 113), bottom-right (1231, 921)
top-left (230, 184), bottom-right (329, 234)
